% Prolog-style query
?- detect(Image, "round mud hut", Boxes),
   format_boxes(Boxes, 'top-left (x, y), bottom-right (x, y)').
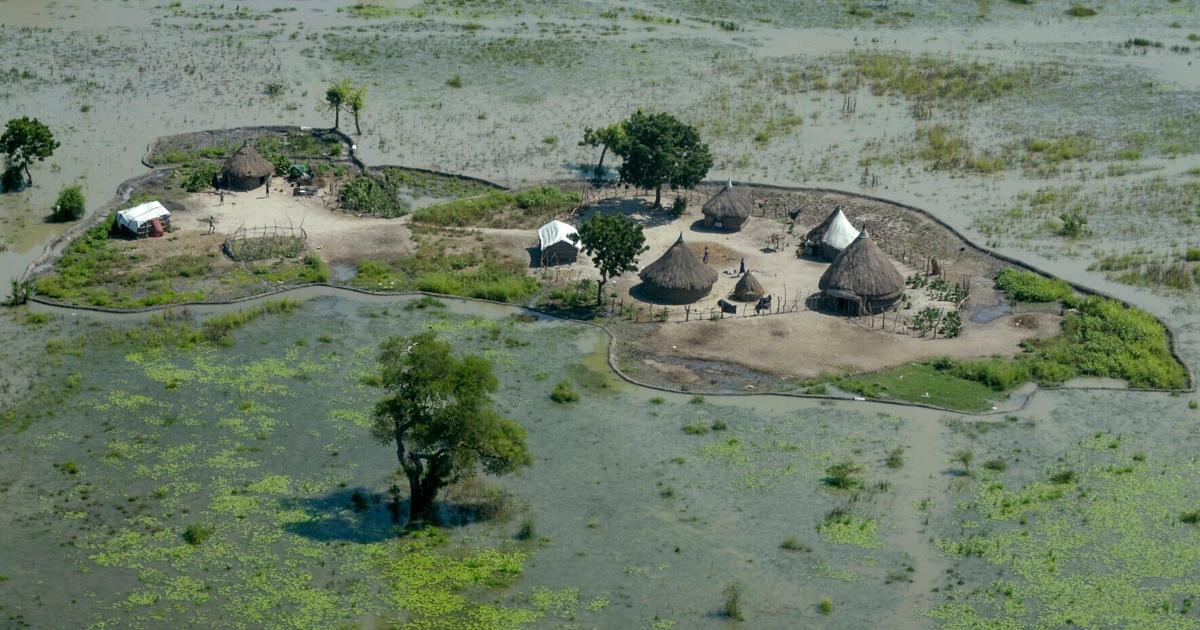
top-left (639, 234), bottom-right (719, 304)
top-left (701, 181), bottom-right (753, 231)
top-left (817, 231), bottom-right (905, 314)
top-left (806, 207), bottom-right (860, 260)
top-left (221, 143), bottom-right (274, 191)
top-left (732, 271), bottom-right (764, 302)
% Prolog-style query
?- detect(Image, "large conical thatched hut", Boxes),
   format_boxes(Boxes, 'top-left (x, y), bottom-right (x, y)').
top-left (701, 181), bottom-right (753, 231)
top-left (639, 234), bottom-right (719, 304)
top-left (732, 272), bottom-right (764, 302)
top-left (221, 143), bottom-right (274, 191)
top-left (818, 230), bottom-right (905, 314)
top-left (805, 207), bottom-right (860, 260)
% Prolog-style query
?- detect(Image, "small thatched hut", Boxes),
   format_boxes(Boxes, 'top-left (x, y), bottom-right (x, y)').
top-left (732, 272), bottom-right (764, 302)
top-left (639, 234), bottom-right (719, 304)
top-left (818, 231), bottom-right (905, 314)
top-left (805, 207), bottom-right (860, 260)
top-left (221, 143), bottom-right (274, 191)
top-left (701, 181), bottom-right (753, 231)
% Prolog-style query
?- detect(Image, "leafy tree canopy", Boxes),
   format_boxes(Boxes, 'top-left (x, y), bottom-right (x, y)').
top-left (574, 213), bottom-right (647, 304)
top-left (611, 110), bottom-right (712, 207)
top-left (1, 117), bottom-right (59, 186)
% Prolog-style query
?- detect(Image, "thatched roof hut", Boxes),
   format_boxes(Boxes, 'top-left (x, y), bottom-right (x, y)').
top-left (639, 234), bottom-right (719, 304)
top-left (221, 143), bottom-right (274, 191)
top-left (701, 181), bottom-right (753, 231)
top-left (732, 272), bottom-right (764, 302)
top-left (806, 207), bottom-right (860, 260)
top-left (818, 230), bottom-right (905, 314)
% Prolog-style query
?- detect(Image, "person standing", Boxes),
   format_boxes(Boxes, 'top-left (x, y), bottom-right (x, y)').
top-left (702, 246), bottom-right (710, 265)
top-left (739, 257), bottom-right (745, 275)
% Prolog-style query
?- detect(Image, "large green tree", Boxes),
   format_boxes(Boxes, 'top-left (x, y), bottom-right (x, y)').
top-left (371, 332), bottom-right (532, 525)
top-left (574, 214), bottom-right (647, 304)
top-left (579, 122), bottom-right (628, 178)
top-left (612, 110), bottom-right (712, 208)
top-left (1, 117), bottom-right (59, 187)
top-left (324, 80), bottom-right (352, 129)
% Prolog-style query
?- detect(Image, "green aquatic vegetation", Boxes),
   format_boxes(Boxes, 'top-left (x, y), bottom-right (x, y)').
top-left (932, 446), bottom-right (1200, 629)
top-left (845, 51), bottom-right (1058, 104)
top-left (549, 380), bottom-right (579, 403)
top-left (993, 268), bottom-right (1073, 303)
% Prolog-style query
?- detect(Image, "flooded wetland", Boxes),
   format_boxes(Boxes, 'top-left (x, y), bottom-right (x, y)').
top-left (3, 1), bottom-right (1200, 629)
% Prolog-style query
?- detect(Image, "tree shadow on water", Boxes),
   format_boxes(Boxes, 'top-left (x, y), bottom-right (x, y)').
top-left (282, 483), bottom-right (512, 543)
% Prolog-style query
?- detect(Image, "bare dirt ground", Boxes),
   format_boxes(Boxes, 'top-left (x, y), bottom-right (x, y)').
top-left (177, 185), bottom-right (413, 263)
top-left (626, 310), bottom-right (1060, 384)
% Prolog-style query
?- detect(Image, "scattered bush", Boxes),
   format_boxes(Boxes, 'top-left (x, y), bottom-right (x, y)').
top-left (1181, 510), bottom-right (1200, 524)
top-left (721, 582), bottom-right (744, 621)
top-left (550, 380), bottom-right (579, 403)
top-left (516, 517), bottom-right (535, 540)
top-left (983, 458), bottom-right (1008, 472)
top-left (824, 460), bottom-right (864, 489)
top-left (818, 597), bottom-right (834, 615)
top-left (338, 173), bottom-right (406, 217)
top-left (182, 523), bottom-right (214, 546)
top-left (1066, 5), bottom-right (1097, 17)
top-left (181, 160), bottom-right (221, 192)
top-left (681, 423), bottom-right (710, 435)
top-left (1049, 469), bottom-right (1076, 484)
top-left (885, 447), bottom-right (905, 469)
top-left (781, 537), bottom-right (810, 552)
top-left (51, 185), bottom-right (85, 222)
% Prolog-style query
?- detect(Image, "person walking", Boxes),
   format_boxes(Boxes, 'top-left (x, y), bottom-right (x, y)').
top-left (206, 215), bottom-right (216, 235)
top-left (739, 257), bottom-right (745, 275)
top-left (702, 246), bottom-right (710, 265)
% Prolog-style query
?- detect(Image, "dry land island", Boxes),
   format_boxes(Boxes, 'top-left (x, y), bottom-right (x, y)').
top-left (3, 1), bottom-right (1200, 629)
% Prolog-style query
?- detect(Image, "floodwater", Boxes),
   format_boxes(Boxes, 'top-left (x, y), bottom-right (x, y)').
top-left (4, 0), bottom-right (1200, 627)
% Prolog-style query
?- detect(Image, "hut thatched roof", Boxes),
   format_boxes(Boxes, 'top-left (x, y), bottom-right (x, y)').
top-left (640, 234), bottom-right (719, 291)
top-left (732, 272), bottom-right (764, 301)
top-left (818, 231), bottom-right (905, 302)
top-left (223, 143), bottom-right (274, 179)
top-left (702, 181), bottom-right (753, 219)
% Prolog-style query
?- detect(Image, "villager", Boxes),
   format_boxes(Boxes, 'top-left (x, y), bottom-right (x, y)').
top-left (702, 246), bottom-right (710, 265)
top-left (739, 258), bottom-right (745, 275)
top-left (219, 189), bottom-right (225, 205)
top-left (206, 215), bottom-right (216, 234)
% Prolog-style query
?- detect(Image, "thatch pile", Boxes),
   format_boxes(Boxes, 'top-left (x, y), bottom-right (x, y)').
top-left (222, 143), bottom-right (274, 191)
top-left (732, 272), bottom-right (764, 302)
top-left (639, 234), bottom-right (719, 304)
top-left (701, 181), bottom-right (753, 231)
top-left (818, 231), bottom-right (905, 313)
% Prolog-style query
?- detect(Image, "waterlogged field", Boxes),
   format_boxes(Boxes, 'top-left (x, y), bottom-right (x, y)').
top-left (1, 296), bottom-right (1198, 628)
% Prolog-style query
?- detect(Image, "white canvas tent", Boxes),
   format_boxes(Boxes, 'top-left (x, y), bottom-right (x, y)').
top-left (116, 201), bottom-right (171, 236)
top-left (819, 209), bottom-right (860, 257)
top-left (537, 219), bottom-right (581, 265)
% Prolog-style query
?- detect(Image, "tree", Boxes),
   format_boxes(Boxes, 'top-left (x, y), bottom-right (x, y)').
top-left (823, 460), bottom-right (864, 489)
top-left (347, 86), bottom-right (367, 135)
top-left (51, 185), bottom-right (85, 222)
top-left (579, 122), bottom-right (628, 178)
top-left (573, 214), bottom-right (647, 305)
top-left (1, 117), bottom-right (59, 187)
top-left (612, 110), bottom-right (712, 208)
top-left (324, 80), bottom-right (352, 129)
top-left (371, 332), bottom-right (532, 525)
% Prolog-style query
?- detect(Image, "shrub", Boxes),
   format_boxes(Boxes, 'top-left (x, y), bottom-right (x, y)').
top-left (824, 460), bottom-right (864, 489)
top-left (1, 166), bottom-right (24, 190)
top-left (516, 517), bottom-right (535, 540)
top-left (681, 423), bottom-right (710, 435)
top-left (550, 380), bottom-right (579, 403)
top-left (338, 174), bottom-right (406, 217)
top-left (721, 582), bottom-right (744, 620)
top-left (51, 186), bottom-right (85, 221)
top-left (670, 196), bottom-right (687, 216)
top-left (983, 458), bottom-right (1008, 472)
top-left (818, 597), bottom-right (834, 615)
top-left (182, 523), bottom-right (214, 546)
top-left (1049, 469), bottom-right (1075, 484)
top-left (885, 447), bottom-right (905, 469)
top-left (1066, 5), bottom-right (1097, 16)
top-left (1181, 511), bottom-right (1200, 524)
top-left (181, 160), bottom-right (221, 192)
top-left (781, 537), bottom-right (810, 552)
top-left (993, 268), bottom-right (1073, 303)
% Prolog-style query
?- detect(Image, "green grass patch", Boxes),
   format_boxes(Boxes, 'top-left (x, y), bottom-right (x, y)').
top-left (412, 186), bottom-right (581, 229)
top-left (993, 268), bottom-right (1073, 303)
top-left (835, 363), bottom-right (999, 412)
top-left (349, 241), bottom-right (537, 303)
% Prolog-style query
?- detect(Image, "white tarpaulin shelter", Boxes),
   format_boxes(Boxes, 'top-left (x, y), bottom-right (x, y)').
top-left (116, 201), bottom-right (171, 234)
top-left (821, 208), bottom-right (860, 254)
top-left (536, 219), bottom-right (581, 265)
top-left (537, 220), bottom-right (581, 251)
